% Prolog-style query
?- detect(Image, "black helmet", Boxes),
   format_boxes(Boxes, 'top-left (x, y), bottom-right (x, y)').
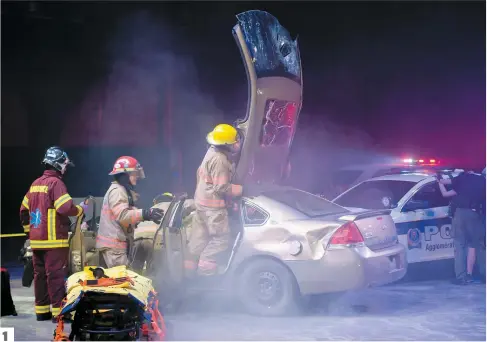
top-left (42, 146), bottom-right (74, 174)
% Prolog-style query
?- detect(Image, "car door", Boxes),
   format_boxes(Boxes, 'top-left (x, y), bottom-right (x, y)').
top-left (232, 10), bottom-right (303, 185)
top-left (150, 194), bottom-right (188, 293)
top-left (394, 181), bottom-right (452, 263)
top-left (68, 198), bottom-right (100, 273)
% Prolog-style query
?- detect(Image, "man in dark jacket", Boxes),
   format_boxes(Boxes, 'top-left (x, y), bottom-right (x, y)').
top-left (438, 170), bottom-right (486, 284)
top-left (19, 146), bottom-right (85, 321)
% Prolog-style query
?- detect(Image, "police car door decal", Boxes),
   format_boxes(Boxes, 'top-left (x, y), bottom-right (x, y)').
top-left (394, 182), bottom-right (453, 263)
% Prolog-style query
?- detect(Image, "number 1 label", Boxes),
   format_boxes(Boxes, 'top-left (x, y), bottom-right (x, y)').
top-left (0, 328), bottom-right (14, 342)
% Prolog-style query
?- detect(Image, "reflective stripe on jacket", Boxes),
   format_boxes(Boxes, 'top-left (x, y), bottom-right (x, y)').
top-left (19, 170), bottom-right (83, 249)
top-left (194, 146), bottom-right (235, 210)
top-left (96, 182), bottom-right (143, 251)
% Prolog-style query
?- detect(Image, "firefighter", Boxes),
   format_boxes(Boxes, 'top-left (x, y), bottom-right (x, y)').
top-left (185, 124), bottom-right (243, 276)
top-left (96, 156), bottom-right (164, 269)
top-left (19, 146), bottom-right (84, 321)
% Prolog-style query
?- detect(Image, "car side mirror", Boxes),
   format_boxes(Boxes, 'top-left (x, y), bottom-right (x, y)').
top-left (403, 200), bottom-right (429, 212)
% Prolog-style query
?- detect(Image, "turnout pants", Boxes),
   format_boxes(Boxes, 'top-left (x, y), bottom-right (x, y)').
top-left (186, 209), bottom-right (230, 276)
top-left (32, 248), bottom-right (69, 320)
top-left (131, 239), bottom-right (153, 274)
top-left (99, 248), bottom-right (129, 269)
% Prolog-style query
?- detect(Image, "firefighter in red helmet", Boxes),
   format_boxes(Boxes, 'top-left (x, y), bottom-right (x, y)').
top-left (19, 146), bottom-right (84, 321)
top-left (96, 156), bottom-right (164, 268)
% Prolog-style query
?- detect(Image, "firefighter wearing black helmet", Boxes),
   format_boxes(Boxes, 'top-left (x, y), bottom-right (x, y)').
top-left (19, 146), bottom-right (86, 321)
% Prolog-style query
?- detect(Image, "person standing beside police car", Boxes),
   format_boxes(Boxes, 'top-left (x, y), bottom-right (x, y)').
top-left (437, 169), bottom-right (486, 284)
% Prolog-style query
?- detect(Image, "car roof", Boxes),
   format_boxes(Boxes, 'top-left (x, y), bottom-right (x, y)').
top-left (364, 173), bottom-right (433, 183)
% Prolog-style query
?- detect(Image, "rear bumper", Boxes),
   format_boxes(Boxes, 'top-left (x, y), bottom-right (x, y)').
top-left (286, 242), bottom-right (407, 295)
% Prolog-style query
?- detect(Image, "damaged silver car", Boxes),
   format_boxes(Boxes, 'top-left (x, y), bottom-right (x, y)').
top-left (147, 10), bottom-right (407, 316)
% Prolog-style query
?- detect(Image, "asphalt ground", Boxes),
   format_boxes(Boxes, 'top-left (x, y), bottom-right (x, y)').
top-left (1, 262), bottom-right (485, 341)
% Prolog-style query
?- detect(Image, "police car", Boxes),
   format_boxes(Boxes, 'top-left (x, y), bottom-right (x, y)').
top-left (332, 165), bottom-right (464, 264)
top-left (329, 157), bottom-right (443, 197)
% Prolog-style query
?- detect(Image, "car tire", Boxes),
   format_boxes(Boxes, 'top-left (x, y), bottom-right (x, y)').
top-left (236, 258), bottom-right (301, 316)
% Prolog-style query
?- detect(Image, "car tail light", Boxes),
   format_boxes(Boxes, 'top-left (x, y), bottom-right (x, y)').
top-left (329, 221), bottom-right (364, 245)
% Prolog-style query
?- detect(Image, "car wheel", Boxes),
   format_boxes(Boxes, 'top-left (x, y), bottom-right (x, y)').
top-left (236, 258), bottom-right (301, 316)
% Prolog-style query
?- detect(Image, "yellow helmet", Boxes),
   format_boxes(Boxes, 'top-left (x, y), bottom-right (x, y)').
top-left (206, 124), bottom-right (238, 146)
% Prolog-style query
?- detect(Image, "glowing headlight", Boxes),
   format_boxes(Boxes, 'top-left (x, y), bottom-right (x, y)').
top-left (289, 240), bottom-right (303, 256)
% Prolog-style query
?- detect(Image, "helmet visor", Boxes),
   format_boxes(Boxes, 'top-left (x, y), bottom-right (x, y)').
top-left (64, 152), bottom-right (75, 167)
top-left (136, 165), bottom-right (146, 179)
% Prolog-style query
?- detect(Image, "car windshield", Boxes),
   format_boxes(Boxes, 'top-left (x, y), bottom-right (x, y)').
top-left (334, 180), bottom-right (417, 210)
top-left (264, 189), bottom-right (349, 217)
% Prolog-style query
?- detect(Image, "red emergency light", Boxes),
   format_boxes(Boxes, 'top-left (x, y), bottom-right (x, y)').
top-left (402, 158), bottom-right (439, 165)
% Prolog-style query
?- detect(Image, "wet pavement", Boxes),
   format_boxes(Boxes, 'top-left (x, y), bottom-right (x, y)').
top-left (1, 273), bottom-right (485, 341)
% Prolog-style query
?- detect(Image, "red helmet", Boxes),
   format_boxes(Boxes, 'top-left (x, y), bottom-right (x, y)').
top-left (109, 156), bottom-right (145, 179)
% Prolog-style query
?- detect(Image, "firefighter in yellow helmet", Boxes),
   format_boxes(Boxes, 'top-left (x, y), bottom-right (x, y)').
top-left (185, 124), bottom-right (243, 276)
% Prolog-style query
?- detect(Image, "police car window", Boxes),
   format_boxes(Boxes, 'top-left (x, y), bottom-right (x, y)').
top-left (334, 180), bottom-right (416, 210)
top-left (410, 183), bottom-right (450, 208)
top-left (242, 202), bottom-right (268, 225)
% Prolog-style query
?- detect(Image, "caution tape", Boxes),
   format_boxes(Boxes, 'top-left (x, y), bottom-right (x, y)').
top-left (0, 233), bottom-right (27, 238)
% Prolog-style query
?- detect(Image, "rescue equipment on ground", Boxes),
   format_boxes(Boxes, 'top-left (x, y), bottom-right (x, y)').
top-left (53, 265), bottom-right (166, 341)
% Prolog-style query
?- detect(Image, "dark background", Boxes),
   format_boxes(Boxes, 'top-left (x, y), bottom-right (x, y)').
top-left (1, 1), bottom-right (485, 261)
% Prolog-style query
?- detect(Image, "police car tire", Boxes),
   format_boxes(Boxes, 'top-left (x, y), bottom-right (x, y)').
top-left (237, 258), bottom-right (301, 316)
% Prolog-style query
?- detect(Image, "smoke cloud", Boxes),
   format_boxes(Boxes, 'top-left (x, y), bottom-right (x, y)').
top-left (61, 11), bottom-right (225, 202)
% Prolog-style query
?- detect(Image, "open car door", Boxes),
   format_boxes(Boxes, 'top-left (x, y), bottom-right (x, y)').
top-left (232, 10), bottom-right (303, 185)
top-left (68, 197), bottom-right (99, 274)
top-left (149, 193), bottom-right (188, 303)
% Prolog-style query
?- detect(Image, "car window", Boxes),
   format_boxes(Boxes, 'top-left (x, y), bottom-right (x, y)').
top-left (242, 202), bottom-right (269, 225)
top-left (408, 183), bottom-right (450, 209)
top-left (263, 189), bottom-right (349, 218)
top-left (334, 180), bottom-right (417, 210)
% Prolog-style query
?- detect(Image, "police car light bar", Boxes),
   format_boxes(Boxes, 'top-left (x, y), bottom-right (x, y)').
top-left (402, 158), bottom-right (438, 165)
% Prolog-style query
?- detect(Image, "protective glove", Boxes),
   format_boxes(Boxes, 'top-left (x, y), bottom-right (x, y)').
top-left (80, 196), bottom-right (93, 211)
top-left (79, 201), bottom-right (89, 212)
top-left (142, 208), bottom-right (165, 224)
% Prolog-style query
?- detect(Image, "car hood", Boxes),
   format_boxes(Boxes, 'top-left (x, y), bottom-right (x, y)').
top-left (232, 10), bottom-right (303, 185)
